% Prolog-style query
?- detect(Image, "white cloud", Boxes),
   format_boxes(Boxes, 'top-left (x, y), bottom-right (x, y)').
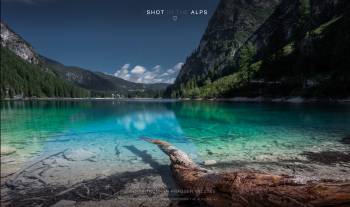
top-left (114, 63), bottom-right (130, 79)
top-left (113, 62), bottom-right (183, 84)
top-left (130, 65), bottom-right (146, 75)
top-left (173, 62), bottom-right (184, 71)
top-left (121, 64), bottom-right (130, 70)
top-left (153, 65), bottom-right (161, 71)
top-left (167, 69), bottom-right (175, 74)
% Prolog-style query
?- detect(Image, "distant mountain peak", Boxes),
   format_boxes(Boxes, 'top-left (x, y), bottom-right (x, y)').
top-left (1, 22), bottom-right (39, 64)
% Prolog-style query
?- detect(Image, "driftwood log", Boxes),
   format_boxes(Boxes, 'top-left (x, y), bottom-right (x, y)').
top-left (143, 138), bottom-right (350, 207)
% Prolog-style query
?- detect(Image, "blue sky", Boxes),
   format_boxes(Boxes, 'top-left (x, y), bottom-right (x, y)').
top-left (1, 0), bottom-right (219, 83)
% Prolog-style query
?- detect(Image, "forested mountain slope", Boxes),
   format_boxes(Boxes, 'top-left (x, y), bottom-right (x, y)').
top-left (1, 47), bottom-right (89, 98)
top-left (169, 0), bottom-right (350, 99)
top-left (1, 22), bottom-right (168, 99)
top-left (43, 57), bottom-right (168, 98)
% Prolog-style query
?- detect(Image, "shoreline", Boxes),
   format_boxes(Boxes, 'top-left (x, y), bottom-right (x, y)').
top-left (216, 96), bottom-right (350, 103)
top-left (2, 147), bottom-right (349, 207)
top-left (1, 96), bottom-right (350, 103)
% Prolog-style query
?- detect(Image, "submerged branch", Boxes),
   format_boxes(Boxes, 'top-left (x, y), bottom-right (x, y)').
top-left (143, 138), bottom-right (350, 207)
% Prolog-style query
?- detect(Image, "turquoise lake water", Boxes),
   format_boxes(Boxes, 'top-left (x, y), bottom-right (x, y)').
top-left (1, 100), bottom-right (350, 182)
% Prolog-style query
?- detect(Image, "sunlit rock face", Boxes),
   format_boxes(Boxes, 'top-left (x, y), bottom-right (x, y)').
top-left (1, 22), bottom-right (39, 64)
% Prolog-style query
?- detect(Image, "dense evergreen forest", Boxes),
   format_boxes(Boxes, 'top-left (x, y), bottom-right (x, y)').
top-left (1, 47), bottom-right (89, 99)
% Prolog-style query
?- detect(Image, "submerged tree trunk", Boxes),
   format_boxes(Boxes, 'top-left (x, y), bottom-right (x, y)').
top-left (143, 138), bottom-right (350, 207)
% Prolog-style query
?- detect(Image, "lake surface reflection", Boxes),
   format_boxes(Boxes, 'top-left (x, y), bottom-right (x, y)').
top-left (1, 100), bottom-right (350, 182)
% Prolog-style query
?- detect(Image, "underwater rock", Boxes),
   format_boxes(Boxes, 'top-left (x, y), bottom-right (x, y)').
top-left (143, 138), bottom-right (350, 207)
top-left (63, 149), bottom-right (96, 161)
top-left (115, 142), bottom-right (121, 157)
top-left (0, 146), bottom-right (16, 156)
top-left (206, 149), bottom-right (214, 155)
top-left (255, 154), bottom-right (274, 161)
top-left (302, 151), bottom-right (350, 165)
top-left (203, 160), bottom-right (217, 166)
top-left (51, 200), bottom-right (76, 207)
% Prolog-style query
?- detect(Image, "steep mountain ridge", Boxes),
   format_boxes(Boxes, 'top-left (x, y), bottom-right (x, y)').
top-left (170, 0), bottom-right (350, 98)
top-left (240, 0), bottom-right (347, 61)
top-left (1, 22), bottom-right (169, 98)
top-left (170, 0), bottom-right (281, 96)
top-left (1, 47), bottom-right (89, 98)
top-left (1, 22), bottom-right (39, 64)
top-left (220, 0), bottom-right (350, 98)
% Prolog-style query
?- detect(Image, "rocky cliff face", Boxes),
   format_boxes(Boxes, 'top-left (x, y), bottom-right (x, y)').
top-left (170, 0), bottom-right (281, 96)
top-left (1, 22), bottom-right (88, 98)
top-left (230, 0), bottom-right (350, 97)
top-left (1, 22), bottom-right (39, 64)
top-left (241, 0), bottom-right (347, 60)
top-left (170, 0), bottom-right (350, 98)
